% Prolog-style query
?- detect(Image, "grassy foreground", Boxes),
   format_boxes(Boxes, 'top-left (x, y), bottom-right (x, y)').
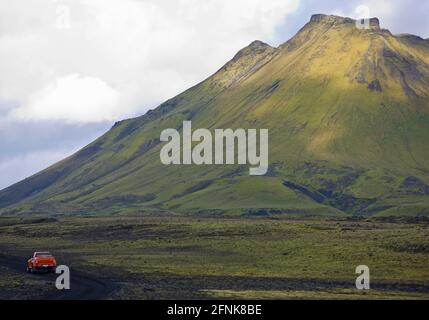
top-left (0, 214), bottom-right (428, 299)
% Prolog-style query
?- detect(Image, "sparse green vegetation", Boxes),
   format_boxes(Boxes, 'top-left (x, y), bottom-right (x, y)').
top-left (0, 215), bottom-right (428, 299)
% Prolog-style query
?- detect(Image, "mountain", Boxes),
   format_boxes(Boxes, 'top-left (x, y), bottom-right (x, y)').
top-left (1, 14), bottom-right (429, 217)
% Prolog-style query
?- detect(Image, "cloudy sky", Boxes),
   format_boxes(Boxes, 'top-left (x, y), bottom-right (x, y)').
top-left (1, 0), bottom-right (428, 189)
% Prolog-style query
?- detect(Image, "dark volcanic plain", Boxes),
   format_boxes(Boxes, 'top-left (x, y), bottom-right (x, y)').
top-left (0, 215), bottom-right (428, 299)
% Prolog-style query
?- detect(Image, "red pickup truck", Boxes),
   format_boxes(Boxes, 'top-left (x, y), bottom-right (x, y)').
top-left (27, 251), bottom-right (57, 273)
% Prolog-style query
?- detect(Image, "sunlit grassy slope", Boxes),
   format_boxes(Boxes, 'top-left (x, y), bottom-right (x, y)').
top-left (1, 14), bottom-right (429, 216)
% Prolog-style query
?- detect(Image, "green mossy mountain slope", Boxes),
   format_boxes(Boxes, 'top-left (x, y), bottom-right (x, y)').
top-left (1, 14), bottom-right (429, 216)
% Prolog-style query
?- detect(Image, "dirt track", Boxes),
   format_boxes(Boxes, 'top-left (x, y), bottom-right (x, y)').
top-left (0, 254), bottom-right (114, 300)
top-left (2, 252), bottom-right (429, 299)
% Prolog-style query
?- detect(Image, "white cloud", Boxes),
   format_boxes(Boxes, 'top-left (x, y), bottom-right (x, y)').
top-left (0, 0), bottom-right (300, 123)
top-left (9, 74), bottom-right (120, 123)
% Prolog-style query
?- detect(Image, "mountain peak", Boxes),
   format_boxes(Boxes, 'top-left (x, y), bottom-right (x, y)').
top-left (248, 40), bottom-right (270, 48)
top-left (231, 40), bottom-right (274, 61)
top-left (309, 14), bottom-right (380, 29)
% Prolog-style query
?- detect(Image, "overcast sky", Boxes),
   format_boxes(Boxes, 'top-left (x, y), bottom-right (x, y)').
top-left (1, 0), bottom-right (428, 190)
